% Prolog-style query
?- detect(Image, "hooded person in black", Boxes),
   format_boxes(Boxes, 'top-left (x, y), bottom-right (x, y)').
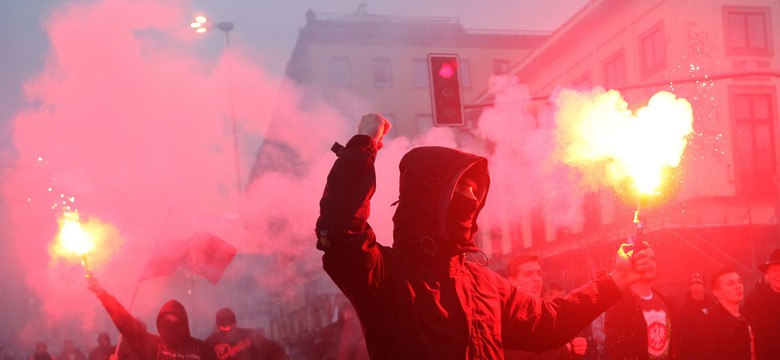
top-left (86, 277), bottom-right (216, 360)
top-left (315, 113), bottom-right (655, 359)
top-left (204, 308), bottom-right (289, 360)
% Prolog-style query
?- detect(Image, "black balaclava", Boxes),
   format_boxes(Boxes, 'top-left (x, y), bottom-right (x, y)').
top-left (156, 299), bottom-right (191, 348)
top-left (446, 168), bottom-right (485, 245)
top-left (392, 146), bottom-right (489, 258)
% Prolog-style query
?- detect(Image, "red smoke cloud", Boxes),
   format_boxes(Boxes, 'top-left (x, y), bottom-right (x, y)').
top-left (2, 0), bottom-right (348, 346)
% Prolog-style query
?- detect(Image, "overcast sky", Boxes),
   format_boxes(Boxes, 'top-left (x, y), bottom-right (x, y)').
top-left (0, 0), bottom-right (588, 153)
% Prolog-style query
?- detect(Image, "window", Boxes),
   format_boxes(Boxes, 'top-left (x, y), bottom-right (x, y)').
top-left (731, 90), bottom-right (777, 197)
top-left (723, 6), bottom-right (772, 55)
top-left (412, 59), bottom-right (428, 88)
top-left (603, 50), bottom-right (627, 88)
top-left (330, 57), bottom-right (351, 87)
top-left (493, 59), bottom-right (511, 75)
top-left (460, 59), bottom-right (471, 88)
top-left (372, 58), bottom-right (393, 88)
top-left (639, 21), bottom-right (666, 76)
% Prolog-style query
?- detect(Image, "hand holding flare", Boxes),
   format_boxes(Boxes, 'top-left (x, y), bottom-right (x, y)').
top-left (555, 90), bottom-right (693, 255)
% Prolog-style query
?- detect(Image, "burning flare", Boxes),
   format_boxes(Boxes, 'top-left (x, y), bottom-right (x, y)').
top-left (50, 211), bottom-right (121, 276)
top-left (554, 89), bottom-right (694, 195)
top-left (56, 211), bottom-right (94, 256)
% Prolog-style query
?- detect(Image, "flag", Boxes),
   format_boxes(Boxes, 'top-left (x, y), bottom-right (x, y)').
top-left (183, 232), bottom-right (237, 284)
top-left (138, 250), bottom-right (183, 281)
top-left (139, 232), bottom-right (237, 284)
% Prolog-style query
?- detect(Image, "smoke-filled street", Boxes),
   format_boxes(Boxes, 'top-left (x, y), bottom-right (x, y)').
top-left (1, 1), bottom-right (778, 359)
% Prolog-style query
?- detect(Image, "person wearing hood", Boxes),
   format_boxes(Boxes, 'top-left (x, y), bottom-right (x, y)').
top-left (315, 113), bottom-right (654, 359)
top-left (86, 277), bottom-right (216, 360)
top-left (205, 307), bottom-right (289, 360)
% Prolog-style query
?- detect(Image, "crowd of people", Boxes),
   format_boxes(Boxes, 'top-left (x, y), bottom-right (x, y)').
top-left (5, 113), bottom-right (778, 360)
top-left (599, 246), bottom-right (780, 360)
top-left (1, 299), bottom-right (289, 360)
top-left (1, 333), bottom-right (119, 360)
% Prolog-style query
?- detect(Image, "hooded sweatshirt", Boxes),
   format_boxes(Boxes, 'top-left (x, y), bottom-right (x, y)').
top-left (316, 135), bottom-right (622, 360)
top-left (95, 292), bottom-right (216, 360)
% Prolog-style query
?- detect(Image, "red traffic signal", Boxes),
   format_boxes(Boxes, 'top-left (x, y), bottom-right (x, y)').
top-left (428, 54), bottom-right (464, 127)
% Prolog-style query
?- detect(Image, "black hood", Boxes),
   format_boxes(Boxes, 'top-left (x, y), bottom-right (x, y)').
top-left (156, 299), bottom-right (191, 347)
top-left (392, 146), bottom-right (489, 258)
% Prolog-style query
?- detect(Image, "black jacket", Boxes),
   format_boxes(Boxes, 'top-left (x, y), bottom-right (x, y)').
top-left (316, 136), bottom-right (622, 359)
top-left (743, 282), bottom-right (780, 360)
top-left (677, 293), bottom-right (713, 360)
top-left (604, 289), bottom-right (677, 360)
top-left (700, 303), bottom-right (754, 360)
top-left (95, 291), bottom-right (216, 360)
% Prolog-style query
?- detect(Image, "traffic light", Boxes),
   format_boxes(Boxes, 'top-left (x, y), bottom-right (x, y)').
top-left (428, 54), bottom-right (464, 127)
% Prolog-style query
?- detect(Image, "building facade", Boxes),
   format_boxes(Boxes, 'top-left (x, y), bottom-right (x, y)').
top-left (283, 5), bottom-right (548, 139)
top-left (487, 0), bottom-right (779, 291)
top-left (268, 0), bottom-right (780, 347)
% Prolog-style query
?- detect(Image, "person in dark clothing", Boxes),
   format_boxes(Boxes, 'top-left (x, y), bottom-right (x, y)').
top-left (57, 340), bottom-right (86, 360)
top-left (315, 113), bottom-right (653, 359)
top-left (677, 272), bottom-right (714, 360)
top-left (29, 343), bottom-right (54, 360)
top-left (87, 333), bottom-right (113, 360)
top-left (86, 277), bottom-right (216, 360)
top-left (701, 268), bottom-right (754, 360)
top-left (743, 248), bottom-right (780, 360)
top-left (604, 248), bottom-right (676, 360)
top-left (205, 308), bottom-right (289, 360)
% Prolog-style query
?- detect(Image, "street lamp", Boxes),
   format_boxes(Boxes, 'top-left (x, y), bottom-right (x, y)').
top-left (190, 16), bottom-right (235, 45)
top-left (191, 15), bottom-right (242, 194)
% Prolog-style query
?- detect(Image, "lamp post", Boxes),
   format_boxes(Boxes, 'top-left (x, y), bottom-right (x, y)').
top-left (191, 16), bottom-right (242, 194)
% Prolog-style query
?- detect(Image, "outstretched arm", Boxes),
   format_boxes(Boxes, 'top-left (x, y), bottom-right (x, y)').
top-left (502, 243), bottom-right (655, 351)
top-left (86, 278), bottom-right (151, 356)
top-left (502, 273), bottom-right (621, 351)
top-left (315, 114), bottom-right (391, 301)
